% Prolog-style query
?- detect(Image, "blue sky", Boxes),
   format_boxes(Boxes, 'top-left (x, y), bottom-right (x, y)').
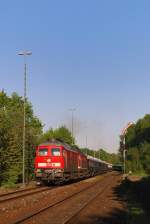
top-left (1, 0), bottom-right (150, 152)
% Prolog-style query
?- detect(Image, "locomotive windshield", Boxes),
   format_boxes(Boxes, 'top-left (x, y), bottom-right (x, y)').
top-left (51, 148), bottom-right (60, 156)
top-left (38, 148), bottom-right (48, 156)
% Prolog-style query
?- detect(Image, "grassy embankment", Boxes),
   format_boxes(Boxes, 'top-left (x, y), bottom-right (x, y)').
top-left (118, 174), bottom-right (150, 224)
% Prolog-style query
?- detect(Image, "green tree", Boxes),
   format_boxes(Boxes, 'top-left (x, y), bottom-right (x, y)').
top-left (0, 91), bottom-right (42, 186)
top-left (126, 147), bottom-right (142, 172)
top-left (124, 114), bottom-right (150, 174)
top-left (80, 147), bottom-right (120, 164)
top-left (40, 126), bottom-right (74, 145)
top-left (140, 143), bottom-right (150, 174)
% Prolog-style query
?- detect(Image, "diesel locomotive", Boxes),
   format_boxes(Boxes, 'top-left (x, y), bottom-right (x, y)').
top-left (34, 140), bottom-right (111, 185)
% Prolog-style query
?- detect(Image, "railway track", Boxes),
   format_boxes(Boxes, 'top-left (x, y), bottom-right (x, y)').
top-left (13, 173), bottom-right (118, 224)
top-left (0, 186), bottom-right (53, 204)
top-left (64, 176), bottom-right (117, 224)
top-left (0, 186), bottom-right (38, 198)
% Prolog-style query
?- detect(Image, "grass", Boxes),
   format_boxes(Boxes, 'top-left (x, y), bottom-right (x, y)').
top-left (130, 171), bottom-right (148, 177)
top-left (124, 177), bottom-right (150, 224)
top-left (127, 198), bottom-right (148, 224)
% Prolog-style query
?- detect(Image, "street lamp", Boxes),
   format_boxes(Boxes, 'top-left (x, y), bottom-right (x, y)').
top-left (18, 51), bottom-right (32, 185)
top-left (121, 122), bottom-right (134, 175)
top-left (69, 108), bottom-right (76, 144)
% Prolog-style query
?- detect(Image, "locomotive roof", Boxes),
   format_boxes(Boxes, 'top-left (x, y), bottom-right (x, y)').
top-left (38, 140), bottom-right (84, 155)
top-left (39, 141), bottom-right (63, 146)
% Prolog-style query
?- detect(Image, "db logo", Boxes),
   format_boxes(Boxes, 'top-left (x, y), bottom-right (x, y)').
top-left (47, 159), bottom-right (51, 162)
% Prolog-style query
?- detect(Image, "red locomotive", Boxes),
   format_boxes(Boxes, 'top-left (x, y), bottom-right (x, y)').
top-left (34, 140), bottom-right (110, 185)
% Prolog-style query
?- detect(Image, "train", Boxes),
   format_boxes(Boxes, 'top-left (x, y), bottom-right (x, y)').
top-left (34, 140), bottom-right (112, 185)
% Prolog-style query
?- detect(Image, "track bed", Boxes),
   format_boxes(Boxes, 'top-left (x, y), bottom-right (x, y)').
top-left (0, 172), bottom-right (123, 224)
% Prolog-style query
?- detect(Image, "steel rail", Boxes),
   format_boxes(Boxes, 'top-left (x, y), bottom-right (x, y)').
top-left (0, 187), bottom-right (53, 204)
top-left (0, 186), bottom-right (38, 198)
top-left (63, 175), bottom-right (118, 224)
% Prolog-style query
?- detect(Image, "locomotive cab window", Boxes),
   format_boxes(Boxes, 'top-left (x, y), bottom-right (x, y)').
top-left (38, 148), bottom-right (48, 156)
top-left (51, 148), bottom-right (60, 156)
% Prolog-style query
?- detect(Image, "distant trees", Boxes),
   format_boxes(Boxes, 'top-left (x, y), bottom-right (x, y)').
top-left (40, 126), bottom-right (75, 145)
top-left (123, 114), bottom-right (150, 174)
top-left (80, 148), bottom-right (120, 164)
top-left (98, 149), bottom-right (119, 164)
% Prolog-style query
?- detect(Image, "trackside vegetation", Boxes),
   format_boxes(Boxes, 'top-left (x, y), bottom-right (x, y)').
top-left (0, 91), bottom-right (42, 186)
top-left (116, 176), bottom-right (150, 224)
top-left (121, 114), bottom-right (150, 175)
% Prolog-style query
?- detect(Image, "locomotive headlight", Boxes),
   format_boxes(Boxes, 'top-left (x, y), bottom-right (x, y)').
top-left (52, 163), bottom-right (61, 167)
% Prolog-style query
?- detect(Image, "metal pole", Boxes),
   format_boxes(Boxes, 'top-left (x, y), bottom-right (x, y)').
top-left (86, 136), bottom-right (87, 155)
top-left (18, 51), bottom-right (32, 185)
top-left (71, 110), bottom-right (74, 143)
top-left (123, 137), bottom-right (126, 175)
top-left (121, 122), bottom-right (134, 176)
top-left (123, 149), bottom-right (126, 174)
top-left (22, 61), bottom-right (26, 185)
top-left (69, 108), bottom-right (76, 144)
top-left (94, 151), bottom-right (95, 158)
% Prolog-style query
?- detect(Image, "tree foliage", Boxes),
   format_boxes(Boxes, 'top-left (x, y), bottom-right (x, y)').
top-left (0, 91), bottom-right (42, 186)
top-left (123, 114), bottom-right (150, 174)
top-left (80, 148), bottom-right (119, 164)
top-left (40, 125), bottom-right (75, 145)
